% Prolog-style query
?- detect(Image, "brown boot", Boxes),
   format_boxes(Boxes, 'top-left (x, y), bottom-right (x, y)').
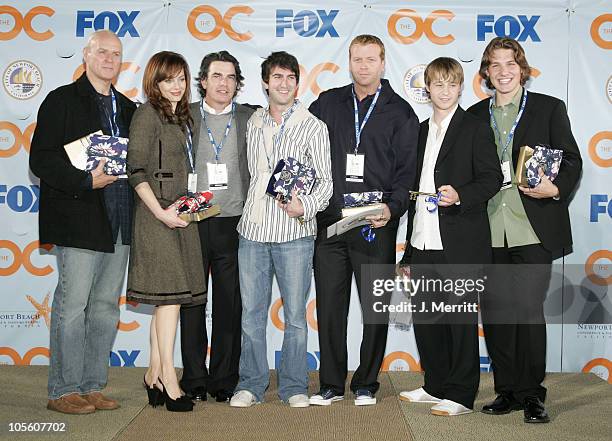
top-left (82, 391), bottom-right (120, 410)
top-left (47, 393), bottom-right (96, 414)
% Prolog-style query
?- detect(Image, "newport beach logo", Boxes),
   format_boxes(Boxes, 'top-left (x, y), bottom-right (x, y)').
top-left (0, 292), bottom-right (50, 329)
top-left (403, 64), bottom-right (429, 104)
top-left (3, 60), bottom-right (42, 99)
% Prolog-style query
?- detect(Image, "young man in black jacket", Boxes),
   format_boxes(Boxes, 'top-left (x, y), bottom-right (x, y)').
top-left (467, 37), bottom-right (582, 423)
top-left (397, 57), bottom-right (502, 416)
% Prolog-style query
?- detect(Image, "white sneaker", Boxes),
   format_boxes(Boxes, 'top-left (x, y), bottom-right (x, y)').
top-left (354, 389), bottom-right (376, 406)
top-left (229, 390), bottom-right (257, 408)
top-left (288, 394), bottom-right (310, 408)
top-left (399, 387), bottom-right (442, 404)
top-left (430, 399), bottom-right (473, 416)
top-left (310, 388), bottom-right (344, 406)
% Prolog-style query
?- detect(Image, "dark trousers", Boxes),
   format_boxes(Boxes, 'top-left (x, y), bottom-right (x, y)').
top-left (481, 243), bottom-right (552, 402)
top-left (314, 220), bottom-right (397, 394)
top-left (411, 248), bottom-right (480, 409)
top-left (179, 216), bottom-right (242, 393)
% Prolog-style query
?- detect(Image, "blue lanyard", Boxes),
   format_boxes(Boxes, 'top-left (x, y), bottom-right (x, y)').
top-left (489, 89), bottom-right (527, 161)
top-left (200, 100), bottom-right (235, 163)
top-left (352, 85), bottom-right (381, 154)
top-left (265, 101), bottom-right (298, 171)
top-left (100, 89), bottom-right (118, 136)
top-left (185, 125), bottom-right (194, 174)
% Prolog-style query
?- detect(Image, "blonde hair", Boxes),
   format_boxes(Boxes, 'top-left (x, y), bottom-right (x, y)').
top-left (424, 57), bottom-right (464, 86)
top-left (349, 34), bottom-right (385, 61)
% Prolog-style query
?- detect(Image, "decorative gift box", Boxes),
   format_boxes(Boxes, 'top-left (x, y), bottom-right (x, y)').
top-left (174, 191), bottom-right (221, 222)
top-left (266, 157), bottom-right (316, 203)
top-left (516, 144), bottom-right (563, 188)
top-left (343, 191), bottom-right (383, 208)
top-left (64, 132), bottom-right (129, 177)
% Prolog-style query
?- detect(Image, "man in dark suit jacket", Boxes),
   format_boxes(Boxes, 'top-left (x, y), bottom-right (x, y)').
top-left (179, 51), bottom-right (255, 403)
top-left (29, 30), bottom-right (136, 414)
top-left (398, 58), bottom-right (502, 416)
top-left (467, 37), bottom-right (582, 423)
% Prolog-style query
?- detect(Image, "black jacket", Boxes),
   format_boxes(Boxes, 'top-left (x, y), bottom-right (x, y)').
top-left (29, 73), bottom-right (136, 252)
top-left (467, 91), bottom-right (582, 258)
top-left (401, 107), bottom-right (503, 265)
top-left (309, 79), bottom-right (419, 229)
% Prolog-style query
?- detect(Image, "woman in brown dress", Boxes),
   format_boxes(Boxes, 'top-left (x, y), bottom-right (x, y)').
top-left (127, 51), bottom-right (206, 412)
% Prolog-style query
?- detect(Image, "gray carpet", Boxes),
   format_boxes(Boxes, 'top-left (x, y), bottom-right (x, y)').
top-left (115, 371), bottom-right (411, 441)
top-left (0, 366), bottom-right (146, 441)
top-left (1, 366), bottom-right (610, 441)
top-left (388, 371), bottom-right (612, 441)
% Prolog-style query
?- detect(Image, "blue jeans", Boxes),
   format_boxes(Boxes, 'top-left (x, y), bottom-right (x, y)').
top-left (236, 235), bottom-right (314, 402)
top-left (48, 241), bottom-right (129, 399)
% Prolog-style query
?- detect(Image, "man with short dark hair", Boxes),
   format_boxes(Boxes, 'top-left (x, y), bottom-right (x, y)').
top-left (30, 30), bottom-right (136, 414)
top-left (230, 51), bottom-right (332, 408)
top-left (179, 51), bottom-right (255, 403)
top-left (468, 37), bottom-right (582, 423)
top-left (309, 34), bottom-right (418, 406)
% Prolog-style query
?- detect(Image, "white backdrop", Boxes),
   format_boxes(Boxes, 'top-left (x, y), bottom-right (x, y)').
top-left (0, 0), bottom-right (610, 383)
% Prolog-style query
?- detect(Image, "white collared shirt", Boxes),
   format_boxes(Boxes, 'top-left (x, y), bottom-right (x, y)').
top-left (201, 99), bottom-right (233, 115)
top-left (411, 106), bottom-right (458, 251)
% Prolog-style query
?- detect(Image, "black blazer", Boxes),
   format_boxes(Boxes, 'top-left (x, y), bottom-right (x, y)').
top-left (401, 107), bottom-right (502, 265)
top-left (29, 73), bottom-right (136, 252)
top-left (467, 91), bottom-right (582, 258)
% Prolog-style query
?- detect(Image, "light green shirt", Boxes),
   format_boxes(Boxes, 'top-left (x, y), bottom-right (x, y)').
top-left (488, 87), bottom-right (540, 248)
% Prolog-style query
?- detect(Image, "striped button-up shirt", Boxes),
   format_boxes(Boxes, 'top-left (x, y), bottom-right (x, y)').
top-left (237, 101), bottom-right (333, 243)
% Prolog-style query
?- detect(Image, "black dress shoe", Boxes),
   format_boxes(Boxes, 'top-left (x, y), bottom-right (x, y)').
top-left (183, 386), bottom-right (207, 402)
top-left (482, 393), bottom-right (523, 415)
top-left (523, 396), bottom-right (550, 423)
top-left (210, 389), bottom-right (233, 402)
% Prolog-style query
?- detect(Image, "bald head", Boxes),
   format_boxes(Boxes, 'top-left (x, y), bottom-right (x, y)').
top-left (83, 30), bottom-right (122, 93)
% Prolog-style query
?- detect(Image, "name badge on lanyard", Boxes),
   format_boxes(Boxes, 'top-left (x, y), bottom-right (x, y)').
top-left (201, 101), bottom-right (235, 191)
top-left (489, 90), bottom-right (527, 191)
top-left (185, 126), bottom-right (197, 193)
top-left (207, 163), bottom-right (228, 190)
top-left (346, 85), bottom-right (381, 183)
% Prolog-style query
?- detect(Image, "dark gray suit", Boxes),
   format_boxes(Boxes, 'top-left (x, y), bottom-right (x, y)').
top-left (180, 101), bottom-right (255, 396)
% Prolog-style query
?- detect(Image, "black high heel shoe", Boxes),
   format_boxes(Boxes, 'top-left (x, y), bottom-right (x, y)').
top-left (144, 375), bottom-right (165, 407)
top-left (157, 378), bottom-right (193, 412)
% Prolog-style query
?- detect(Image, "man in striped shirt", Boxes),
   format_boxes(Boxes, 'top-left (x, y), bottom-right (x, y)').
top-left (229, 52), bottom-right (333, 408)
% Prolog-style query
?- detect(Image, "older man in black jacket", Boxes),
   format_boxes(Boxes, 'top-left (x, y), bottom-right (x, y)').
top-left (30, 30), bottom-right (136, 415)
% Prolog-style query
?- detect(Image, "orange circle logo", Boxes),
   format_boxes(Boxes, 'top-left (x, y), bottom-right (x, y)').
top-left (590, 14), bottom-right (612, 50)
top-left (387, 9), bottom-right (454, 45)
top-left (585, 250), bottom-right (612, 286)
top-left (187, 5), bottom-right (253, 42)
top-left (298, 63), bottom-right (339, 98)
top-left (0, 121), bottom-right (36, 157)
top-left (588, 131), bottom-right (612, 168)
top-left (0, 240), bottom-right (53, 276)
top-left (582, 358), bottom-right (612, 384)
top-left (117, 296), bottom-right (140, 332)
top-left (0, 347), bottom-right (49, 365)
top-left (0, 6), bottom-right (54, 41)
top-left (270, 298), bottom-right (318, 331)
top-left (381, 351), bottom-right (422, 372)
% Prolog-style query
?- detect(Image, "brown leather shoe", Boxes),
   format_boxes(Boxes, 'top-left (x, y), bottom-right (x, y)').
top-left (82, 391), bottom-right (120, 410)
top-left (47, 393), bottom-right (95, 414)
